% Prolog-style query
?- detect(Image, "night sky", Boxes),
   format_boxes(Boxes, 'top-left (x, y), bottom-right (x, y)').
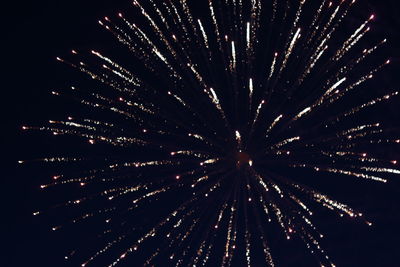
top-left (4, 0), bottom-right (400, 266)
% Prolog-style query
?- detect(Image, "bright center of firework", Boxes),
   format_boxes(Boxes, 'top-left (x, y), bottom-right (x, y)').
top-left (235, 151), bottom-right (252, 169)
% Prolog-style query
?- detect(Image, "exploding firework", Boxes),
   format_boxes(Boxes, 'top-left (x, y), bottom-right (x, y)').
top-left (20, 0), bottom-right (399, 266)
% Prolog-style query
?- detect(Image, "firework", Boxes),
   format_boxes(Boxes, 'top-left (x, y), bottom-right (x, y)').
top-left (21, 0), bottom-right (398, 266)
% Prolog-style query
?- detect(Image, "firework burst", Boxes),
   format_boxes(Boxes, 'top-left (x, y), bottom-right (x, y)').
top-left (21, 0), bottom-right (399, 266)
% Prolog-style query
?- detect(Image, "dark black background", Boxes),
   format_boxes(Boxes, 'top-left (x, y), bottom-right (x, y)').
top-left (3, 0), bottom-right (400, 266)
